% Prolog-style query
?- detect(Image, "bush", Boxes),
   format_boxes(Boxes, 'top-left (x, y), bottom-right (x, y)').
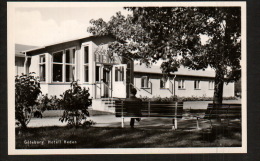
top-left (139, 95), bottom-right (237, 102)
top-left (59, 81), bottom-right (93, 127)
top-left (37, 94), bottom-right (62, 111)
top-left (15, 73), bottom-right (41, 129)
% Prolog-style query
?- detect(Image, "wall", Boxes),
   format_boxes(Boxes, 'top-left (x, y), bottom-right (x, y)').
top-left (133, 73), bottom-right (235, 98)
top-left (15, 57), bottom-right (25, 75)
top-left (27, 36), bottom-right (117, 98)
top-left (134, 73), bottom-right (174, 98)
top-left (175, 76), bottom-right (215, 97)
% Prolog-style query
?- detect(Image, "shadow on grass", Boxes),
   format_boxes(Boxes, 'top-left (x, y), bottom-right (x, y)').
top-left (16, 122), bottom-right (241, 149)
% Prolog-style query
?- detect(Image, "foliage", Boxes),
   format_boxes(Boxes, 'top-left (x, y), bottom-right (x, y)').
top-left (15, 73), bottom-right (41, 129)
top-left (139, 95), bottom-right (237, 102)
top-left (88, 7), bottom-right (241, 105)
top-left (37, 94), bottom-right (62, 111)
top-left (59, 81), bottom-right (93, 127)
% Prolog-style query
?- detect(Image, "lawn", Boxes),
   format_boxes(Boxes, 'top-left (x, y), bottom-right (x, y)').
top-left (16, 125), bottom-right (241, 149)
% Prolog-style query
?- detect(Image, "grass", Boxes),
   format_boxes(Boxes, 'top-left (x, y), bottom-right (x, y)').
top-left (16, 125), bottom-right (241, 149)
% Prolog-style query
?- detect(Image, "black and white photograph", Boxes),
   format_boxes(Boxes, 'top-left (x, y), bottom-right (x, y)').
top-left (7, 1), bottom-right (247, 154)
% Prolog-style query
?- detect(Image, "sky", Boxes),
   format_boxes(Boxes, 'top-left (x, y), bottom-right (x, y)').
top-left (14, 7), bottom-right (130, 46)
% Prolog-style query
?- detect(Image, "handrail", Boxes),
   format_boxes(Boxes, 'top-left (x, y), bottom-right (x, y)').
top-left (149, 81), bottom-right (152, 90)
top-left (102, 81), bottom-right (113, 91)
top-left (95, 83), bottom-right (101, 89)
top-left (129, 83), bottom-right (141, 91)
top-left (169, 80), bottom-right (174, 94)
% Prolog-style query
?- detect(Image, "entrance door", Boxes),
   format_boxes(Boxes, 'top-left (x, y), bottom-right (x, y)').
top-left (112, 64), bottom-right (127, 98)
top-left (102, 67), bottom-right (111, 98)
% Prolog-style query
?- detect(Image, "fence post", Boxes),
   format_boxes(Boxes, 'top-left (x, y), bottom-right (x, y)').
top-left (175, 102), bottom-right (178, 130)
top-left (148, 101), bottom-right (150, 117)
top-left (196, 117), bottom-right (200, 130)
top-left (121, 100), bottom-right (124, 128)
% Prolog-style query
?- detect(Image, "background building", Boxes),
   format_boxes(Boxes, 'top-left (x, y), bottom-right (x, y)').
top-left (19, 35), bottom-right (235, 100)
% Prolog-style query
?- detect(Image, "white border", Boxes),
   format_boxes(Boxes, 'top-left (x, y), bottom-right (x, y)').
top-left (8, 1), bottom-right (247, 155)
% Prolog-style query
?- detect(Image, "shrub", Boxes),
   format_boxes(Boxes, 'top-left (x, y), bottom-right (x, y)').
top-left (139, 95), bottom-right (237, 102)
top-left (37, 94), bottom-right (61, 111)
top-left (59, 81), bottom-right (93, 127)
top-left (15, 73), bottom-right (41, 129)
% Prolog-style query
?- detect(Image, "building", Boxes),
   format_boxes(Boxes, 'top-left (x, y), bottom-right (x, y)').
top-left (15, 44), bottom-right (38, 75)
top-left (20, 35), bottom-right (234, 100)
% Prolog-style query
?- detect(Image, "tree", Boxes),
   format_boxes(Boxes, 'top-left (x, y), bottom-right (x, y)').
top-left (88, 7), bottom-right (241, 105)
top-left (15, 73), bottom-right (42, 129)
top-left (59, 81), bottom-right (93, 127)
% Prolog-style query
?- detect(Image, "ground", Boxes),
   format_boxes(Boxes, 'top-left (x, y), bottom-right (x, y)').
top-left (16, 100), bottom-right (242, 148)
top-left (16, 115), bottom-right (241, 148)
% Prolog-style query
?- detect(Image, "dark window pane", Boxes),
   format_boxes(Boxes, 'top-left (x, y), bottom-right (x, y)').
top-left (121, 67), bottom-right (124, 81)
top-left (160, 79), bottom-right (164, 88)
top-left (84, 46), bottom-right (89, 64)
top-left (96, 66), bottom-right (100, 82)
top-left (53, 51), bottom-right (63, 63)
top-left (66, 65), bottom-right (75, 82)
top-left (40, 64), bottom-right (45, 81)
top-left (85, 66), bottom-right (89, 82)
top-left (66, 49), bottom-right (75, 64)
top-left (53, 64), bottom-right (63, 82)
top-left (115, 67), bottom-right (118, 82)
top-left (141, 77), bottom-right (146, 88)
top-left (40, 55), bottom-right (45, 63)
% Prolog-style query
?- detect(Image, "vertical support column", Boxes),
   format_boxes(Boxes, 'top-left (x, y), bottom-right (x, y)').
top-left (196, 117), bottom-right (200, 130)
top-left (121, 100), bottom-right (124, 128)
top-left (174, 102), bottom-right (178, 130)
top-left (45, 53), bottom-right (50, 84)
top-left (148, 101), bottom-right (151, 117)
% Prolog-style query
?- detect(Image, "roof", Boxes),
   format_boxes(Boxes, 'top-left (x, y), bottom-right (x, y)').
top-left (20, 35), bottom-right (117, 53)
top-left (15, 44), bottom-right (38, 57)
top-left (134, 64), bottom-right (215, 78)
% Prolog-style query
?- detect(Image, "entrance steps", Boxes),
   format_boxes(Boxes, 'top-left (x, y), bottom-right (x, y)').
top-left (91, 98), bottom-right (124, 113)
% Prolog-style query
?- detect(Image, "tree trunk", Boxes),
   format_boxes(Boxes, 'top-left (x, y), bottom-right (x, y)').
top-left (213, 69), bottom-right (224, 106)
top-left (20, 120), bottom-right (27, 129)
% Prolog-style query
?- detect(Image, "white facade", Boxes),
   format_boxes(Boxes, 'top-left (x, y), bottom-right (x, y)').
top-left (22, 36), bottom-right (235, 99)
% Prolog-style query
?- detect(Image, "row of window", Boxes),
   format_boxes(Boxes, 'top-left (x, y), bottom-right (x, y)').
top-left (39, 46), bottom-right (126, 83)
top-left (39, 46), bottom-right (89, 83)
top-left (178, 79), bottom-right (215, 90)
top-left (140, 76), bottom-right (215, 90)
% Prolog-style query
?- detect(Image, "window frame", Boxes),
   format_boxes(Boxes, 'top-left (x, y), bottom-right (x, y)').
top-left (115, 66), bottom-right (124, 82)
top-left (95, 65), bottom-right (101, 83)
top-left (194, 80), bottom-right (201, 90)
top-left (141, 76), bottom-right (149, 88)
top-left (160, 78), bottom-right (170, 89)
top-left (83, 45), bottom-right (89, 83)
top-left (178, 79), bottom-right (185, 89)
top-left (51, 47), bottom-right (76, 83)
top-left (65, 48), bottom-right (76, 83)
top-left (39, 54), bottom-right (46, 82)
top-left (209, 80), bottom-right (214, 90)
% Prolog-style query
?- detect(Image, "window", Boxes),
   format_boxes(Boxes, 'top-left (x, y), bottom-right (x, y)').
top-left (65, 48), bottom-right (75, 82)
top-left (160, 79), bottom-right (165, 88)
top-left (209, 80), bottom-right (214, 89)
top-left (194, 80), bottom-right (200, 89)
top-left (115, 66), bottom-right (124, 82)
top-left (52, 48), bottom-right (76, 82)
top-left (160, 78), bottom-right (169, 88)
top-left (178, 79), bottom-right (185, 89)
top-left (52, 51), bottom-right (63, 82)
top-left (39, 55), bottom-right (45, 82)
top-left (96, 66), bottom-right (100, 82)
top-left (84, 46), bottom-right (89, 82)
top-left (141, 76), bottom-right (149, 88)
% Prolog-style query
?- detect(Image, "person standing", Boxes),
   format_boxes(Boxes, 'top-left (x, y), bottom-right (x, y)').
top-left (125, 88), bottom-right (142, 128)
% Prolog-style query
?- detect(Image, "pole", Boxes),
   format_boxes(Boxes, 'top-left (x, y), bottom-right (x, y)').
top-left (121, 100), bottom-right (124, 128)
top-left (175, 102), bottom-right (178, 130)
